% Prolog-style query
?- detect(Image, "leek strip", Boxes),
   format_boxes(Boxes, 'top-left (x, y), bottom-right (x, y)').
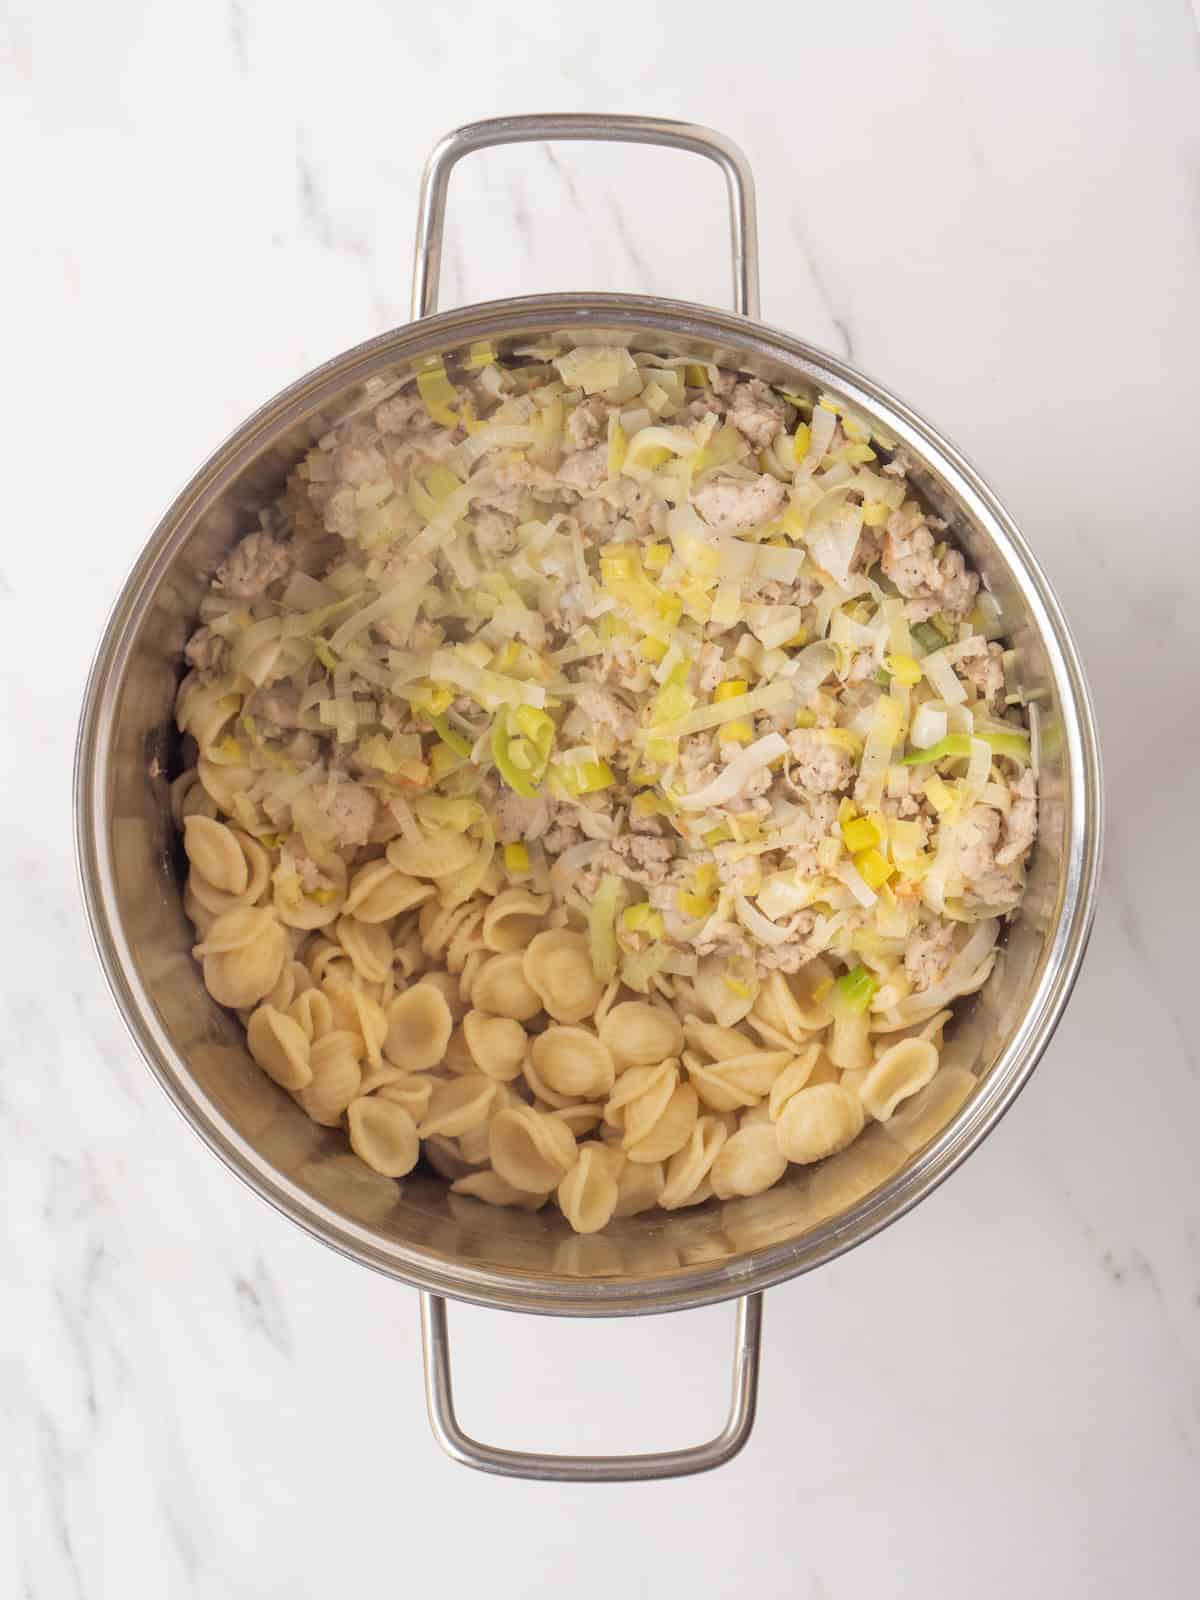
top-left (643, 681), bottom-right (792, 740)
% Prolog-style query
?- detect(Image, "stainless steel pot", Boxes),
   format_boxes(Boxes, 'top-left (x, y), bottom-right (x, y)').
top-left (74, 114), bottom-right (1102, 1482)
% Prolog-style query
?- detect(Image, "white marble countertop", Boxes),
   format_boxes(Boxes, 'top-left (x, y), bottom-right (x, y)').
top-left (4, 0), bottom-right (1199, 1594)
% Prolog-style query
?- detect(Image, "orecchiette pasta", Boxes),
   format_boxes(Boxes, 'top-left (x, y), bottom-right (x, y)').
top-left (529, 1027), bottom-right (615, 1101)
top-left (184, 816), bottom-right (273, 916)
top-left (686, 1049), bottom-right (793, 1113)
top-left (334, 915), bottom-right (393, 985)
top-left (557, 1144), bottom-right (621, 1234)
top-left (606, 1061), bottom-right (674, 1133)
top-left (710, 1125), bottom-right (788, 1200)
top-left (481, 888), bottom-right (552, 952)
top-left (462, 1010), bottom-right (527, 1081)
top-left (383, 983), bottom-right (453, 1072)
top-left (451, 1169), bottom-right (549, 1211)
top-left (828, 1002), bottom-right (873, 1072)
top-left (860, 1039), bottom-right (940, 1122)
top-left (423, 1134), bottom-right (478, 1182)
top-left (442, 1024), bottom-right (478, 1075)
top-left (196, 754), bottom-right (254, 816)
top-left (749, 971), bottom-right (821, 1049)
top-left (419, 898), bottom-right (488, 972)
top-left (171, 767), bottom-right (217, 825)
top-left (344, 859), bottom-right (435, 922)
top-left (598, 1002), bottom-right (684, 1071)
top-left (295, 1032), bottom-right (362, 1126)
top-left (776, 1084), bottom-right (866, 1165)
top-left (246, 1003), bottom-right (312, 1091)
top-left (408, 970), bottom-right (462, 1026)
top-left (471, 952), bottom-right (543, 1022)
top-left (612, 1158), bottom-right (665, 1218)
top-left (614, 1065), bottom-right (699, 1164)
top-left (182, 882), bottom-right (220, 938)
top-left (552, 1102), bottom-right (606, 1138)
top-left (459, 1083), bottom-right (521, 1164)
top-left (458, 947), bottom-right (488, 1008)
top-left (387, 827), bottom-right (478, 880)
top-left (289, 987), bottom-right (335, 1043)
top-left (374, 1074), bottom-right (435, 1121)
top-left (347, 1096), bottom-right (420, 1178)
top-left (188, 828), bottom-right (980, 1234)
top-left (522, 930), bottom-right (603, 1024)
top-left (489, 1106), bottom-right (577, 1194)
top-left (767, 1044), bottom-right (824, 1122)
top-left (683, 1018), bottom-right (757, 1061)
top-left (193, 907), bottom-right (288, 1010)
top-left (660, 1117), bottom-right (728, 1210)
top-left (418, 1074), bottom-right (497, 1139)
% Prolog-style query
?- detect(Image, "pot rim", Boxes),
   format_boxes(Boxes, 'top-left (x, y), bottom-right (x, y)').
top-left (75, 291), bottom-right (1102, 1317)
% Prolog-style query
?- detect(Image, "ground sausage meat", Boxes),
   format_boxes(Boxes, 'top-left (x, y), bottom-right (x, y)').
top-left (473, 509), bottom-right (517, 557)
top-left (602, 833), bottom-right (674, 885)
top-left (958, 805), bottom-right (1022, 907)
top-left (882, 507), bottom-right (979, 622)
top-left (727, 379), bottom-right (789, 448)
top-left (996, 769), bottom-right (1037, 866)
top-left (958, 638), bottom-right (1006, 711)
top-left (786, 729), bottom-right (856, 794)
top-left (488, 790), bottom-right (552, 844)
top-left (316, 778), bottom-right (377, 850)
top-left (904, 920), bottom-right (957, 992)
top-left (215, 533), bottom-right (293, 599)
top-left (693, 473), bottom-right (786, 532)
top-left (183, 625), bottom-right (229, 680)
top-left (574, 685), bottom-right (637, 745)
top-left (558, 446), bottom-right (609, 494)
top-left (566, 397), bottom-right (610, 449)
top-left (698, 642), bottom-right (730, 693)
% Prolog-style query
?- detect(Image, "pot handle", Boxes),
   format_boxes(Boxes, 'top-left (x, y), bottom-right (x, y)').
top-left (419, 1290), bottom-right (762, 1482)
top-left (411, 112), bottom-right (761, 320)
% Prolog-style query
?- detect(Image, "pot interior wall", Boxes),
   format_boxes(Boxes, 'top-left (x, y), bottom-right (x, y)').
top-left (91, 307), bottom-right (1074, 1310)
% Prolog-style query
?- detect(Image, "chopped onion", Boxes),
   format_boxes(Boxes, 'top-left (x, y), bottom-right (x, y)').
top-left (834, 859), bottom-right (878, 908)
top-left (911, 703), bottom-right (948, 749)
top-left (809, 502), bottom-right (865, 587)
top-left (921, 648), bottom-right (967, 706)
top-left (780, 640), bottom-right (837, 700)
top-left (734, 894), bottom-right (804, 946)
top-left (795, 404), bottom-right (836, 479)
top-left (745, 605), bottom-right (807, 650)
top-left (965, 736), bottom-right (992, 793)
top-left (752, 543), bottom-right (808, 583)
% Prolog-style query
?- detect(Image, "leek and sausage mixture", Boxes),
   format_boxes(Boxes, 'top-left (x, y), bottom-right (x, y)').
top-left (173, 342), bottom-right (1037, 1226)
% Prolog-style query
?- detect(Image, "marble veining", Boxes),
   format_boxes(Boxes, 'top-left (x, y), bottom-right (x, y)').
top-left (3, 0), bottom-right (1199, 1595)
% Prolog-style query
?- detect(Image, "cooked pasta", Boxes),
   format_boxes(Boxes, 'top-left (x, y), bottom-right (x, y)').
top-left (347, 1096), bottom-right (420, 1177)
top-left (558, 1144), bottom-right (621, 1234)
top-left (173, 344), bottom-right (1034, 1231)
